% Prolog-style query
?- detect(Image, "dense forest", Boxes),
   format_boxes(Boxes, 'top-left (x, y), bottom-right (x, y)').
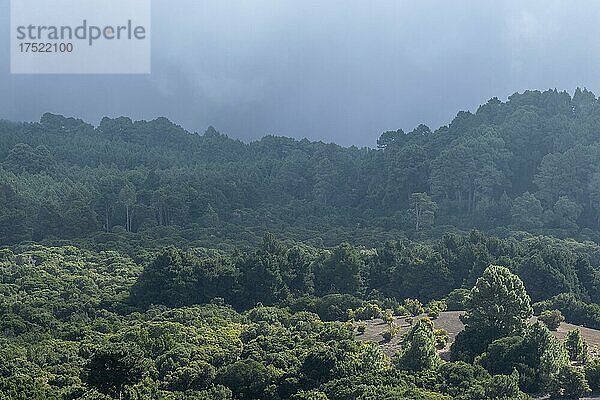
top-left (4, 89), bottom-right (600, 399)
top-left (4, 88), bottom-right (600, 250)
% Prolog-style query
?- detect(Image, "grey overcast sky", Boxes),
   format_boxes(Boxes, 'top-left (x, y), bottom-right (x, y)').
top-left (2, 0), bottom-right (600, 146)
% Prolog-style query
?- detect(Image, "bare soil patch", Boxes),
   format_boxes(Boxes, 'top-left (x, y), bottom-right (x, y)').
top-left (356, 311), bottom-right (600, 360)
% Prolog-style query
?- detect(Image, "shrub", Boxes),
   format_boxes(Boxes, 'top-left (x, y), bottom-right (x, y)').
top-left (584, 359), bottom-right (600, 390)
top-left (477, 335), bottom-right (523, 375)
top-left (356, 322), bottom-right (367, 334)
top-left (382, 322), bottom-right (401, 341)
top-left (538, 309), bottom-right (564, 331)
top-left (165, 361), bottom-right (216, 391)
top-left (382, 309), bottom-right (395, 324)
top-left (289, 294), bottom-right (363, 322)
top-left (484, 371), bottom-right (528, 400)
top-left (450, 328), bottom-right (490, 363)
top-left (426, 300), bottom-right (447, 319)
top-left (378, 297), bottom-right (408, 316)
top-left (351, 303), bottom-right (383, 320)
top-left (549, 365), bottom-right (591, 399)
top-left (434, 328), bottom-right (449, 350)
top-left (216, 359), bottom-right (273, 399)
top-left (445, 288), bottom-right (469, 311)
top-left (291, 390), bottom-right (329, 400)
top-left (246, 306), bottom-right (291, 325)
top-left (403, 299), bottom-right (424, 317)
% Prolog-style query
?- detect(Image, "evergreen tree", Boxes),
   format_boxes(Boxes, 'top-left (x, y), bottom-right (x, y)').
top-left (396, 318), bottom-right (440, 371)
top-left (565, 329), bottom-right (588, 364)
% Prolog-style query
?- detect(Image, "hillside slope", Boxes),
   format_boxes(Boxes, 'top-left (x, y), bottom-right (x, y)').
top-left (357, 311), bottom-right (600, 359)
top-left (4, 89), bottom-right (600, 249)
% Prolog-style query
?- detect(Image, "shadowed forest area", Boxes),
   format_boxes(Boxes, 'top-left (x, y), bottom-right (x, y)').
top-left (3, 89), bottom-right (600, 250)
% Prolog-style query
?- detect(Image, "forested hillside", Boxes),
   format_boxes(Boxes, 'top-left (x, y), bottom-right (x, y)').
top-left (4, 88), bottom-right (600, 250)
top-left (3, 234), bottom-right (600, 399)
top-left (5, 89), bottom-right (600, 399)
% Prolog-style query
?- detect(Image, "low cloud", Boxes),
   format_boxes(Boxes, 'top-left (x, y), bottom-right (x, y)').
top-left (1, 0), bottom-right (600, 146)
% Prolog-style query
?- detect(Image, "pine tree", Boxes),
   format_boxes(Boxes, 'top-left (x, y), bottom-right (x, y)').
top-left (565, 329), bottom-right (589, 364)
top-left (396, 318), bottom-right (440, 371)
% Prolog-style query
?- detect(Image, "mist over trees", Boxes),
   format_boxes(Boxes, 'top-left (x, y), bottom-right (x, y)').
top-left (3, 89), bottom-right (600, 249)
